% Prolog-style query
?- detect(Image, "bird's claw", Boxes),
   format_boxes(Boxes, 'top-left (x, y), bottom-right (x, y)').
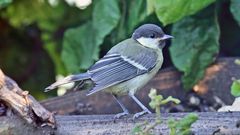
top-left (133, 110), bottom-right (152, 119)
top-left (114, 111), bottom-right (129, 119)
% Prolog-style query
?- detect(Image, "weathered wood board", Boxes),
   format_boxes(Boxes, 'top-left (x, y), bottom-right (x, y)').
top-left (1, 112), bottom-right (240, 135)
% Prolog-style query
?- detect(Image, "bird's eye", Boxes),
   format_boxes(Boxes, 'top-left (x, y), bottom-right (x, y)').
top-left (150, 34), bottom-right (155, 38)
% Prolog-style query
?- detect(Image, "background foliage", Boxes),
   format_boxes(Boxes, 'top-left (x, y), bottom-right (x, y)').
top-left (0, 0), bottom-right (240, 99)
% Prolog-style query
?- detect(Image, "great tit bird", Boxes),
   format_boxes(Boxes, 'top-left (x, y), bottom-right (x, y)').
top-left (45, 24), bottom-right (173, 119)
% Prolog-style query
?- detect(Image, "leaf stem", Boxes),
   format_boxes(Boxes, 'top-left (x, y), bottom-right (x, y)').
top-left (142, 104), bottom-right (161, 134)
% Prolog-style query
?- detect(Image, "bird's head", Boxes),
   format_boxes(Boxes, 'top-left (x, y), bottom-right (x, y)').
top-left (132, 24), bottom-right (173, 49)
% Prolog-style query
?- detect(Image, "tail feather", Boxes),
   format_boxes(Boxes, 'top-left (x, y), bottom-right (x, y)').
top-left (45, 73), bottom-right (90, 92)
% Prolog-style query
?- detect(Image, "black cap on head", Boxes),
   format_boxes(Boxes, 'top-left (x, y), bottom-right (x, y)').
top-left (132, 24), bottom-right (165, 40)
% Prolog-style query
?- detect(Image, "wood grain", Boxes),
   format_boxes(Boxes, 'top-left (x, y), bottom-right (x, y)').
top-left (1, 112), bottom-right (240, 135)
top-left (0, 69), bottom-right (55, 127)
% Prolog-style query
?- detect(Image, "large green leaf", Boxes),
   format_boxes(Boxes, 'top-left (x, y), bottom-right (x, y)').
top-left (146, 0), bottom-right (155, 15)
top-left (92, 0), bottom-right (120, 59)
top-left (127, 0), bottom-right (147, 34)
top-left (62, 0), bottom-right (120, 73)
top-left (148, 0), bottom-right (215, 25)
top-left (62, 22), bottom-right (94, 73)
top-left (114, 0), bottom-right (148, 43)
top-left (230, 0), bottom-right (240, 26)
top-left (169, 7), bottom-right (220, 90)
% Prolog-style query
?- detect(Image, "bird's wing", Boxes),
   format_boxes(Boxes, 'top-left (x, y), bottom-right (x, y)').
top-left (87, 49), bottom-right (158, 95)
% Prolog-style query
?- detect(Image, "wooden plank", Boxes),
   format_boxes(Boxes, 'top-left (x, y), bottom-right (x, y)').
top-left (1, 112), bottom-right (240, 135)
top-left (41, 57), bottom-right (240, 115)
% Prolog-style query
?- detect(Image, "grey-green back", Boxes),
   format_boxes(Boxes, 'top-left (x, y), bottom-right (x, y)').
top-left (87, 38), bottom-right (158, 95)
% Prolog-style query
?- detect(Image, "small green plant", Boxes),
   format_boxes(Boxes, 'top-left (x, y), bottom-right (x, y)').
top-left (131, 89), bottom-right (198, 135)
top-left (231, 79), bottom-right (240, 97)
top-left (231, 59), bottom-right (240, 97)
top-left (168, 113), bottom-right (198, 135)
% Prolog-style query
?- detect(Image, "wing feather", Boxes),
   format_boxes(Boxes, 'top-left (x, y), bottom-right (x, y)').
top-left (87, 50), bottom-right (157, 95)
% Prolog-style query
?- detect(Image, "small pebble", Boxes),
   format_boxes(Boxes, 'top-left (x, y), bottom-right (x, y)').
top-left (189, 96), bottom-right (200, 106)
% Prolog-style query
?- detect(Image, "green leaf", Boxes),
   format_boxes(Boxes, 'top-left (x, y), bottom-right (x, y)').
top-left (168, 118), bottom-right (177, 135)
top-left (231, 80), bottom-right (240, 97)
top-left (148, 0), bottom-right (215, 25)
top-left (131, 125), bottom-right (143, 135)
top-left (169, 7), bottom-right (220, 89)
top-left (114, 0), bottom-right (148, 43)
top-left (167, 113), bottom-right (198, 135)
top-left (62, 0), bottom-right (120, 73)
top-left (1, 0), bottom-right (64, 31)
top-left (167, 118), bottom-right (176, 128)
top-left (62, 22), bottom-right (95, 73)
top-left (92, 0), bottom-right (120, 45)
top-left (0, 0), bottom-right (12, 9)
top-left (146, 0), bottom-right (155, 15)
top-left (230, 0), bottom-right (240, 26)
top-left (176, 113), bottom-right (198, 129)
top-left (127, 0), bottom-right (147, 34)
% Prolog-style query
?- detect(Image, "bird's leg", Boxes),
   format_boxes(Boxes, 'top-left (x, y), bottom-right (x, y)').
top-left (112, 95), bottom-right (129, 119)
top-left (128, 93), bottom-right (152, 119)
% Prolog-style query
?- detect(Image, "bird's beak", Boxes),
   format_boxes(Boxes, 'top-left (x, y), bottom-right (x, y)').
top-left (160, 34), bottom-right (174, 41)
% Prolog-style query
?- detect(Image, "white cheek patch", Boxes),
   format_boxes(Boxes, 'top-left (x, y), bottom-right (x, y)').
top-left (136, 37), bottom-right (160, 49)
